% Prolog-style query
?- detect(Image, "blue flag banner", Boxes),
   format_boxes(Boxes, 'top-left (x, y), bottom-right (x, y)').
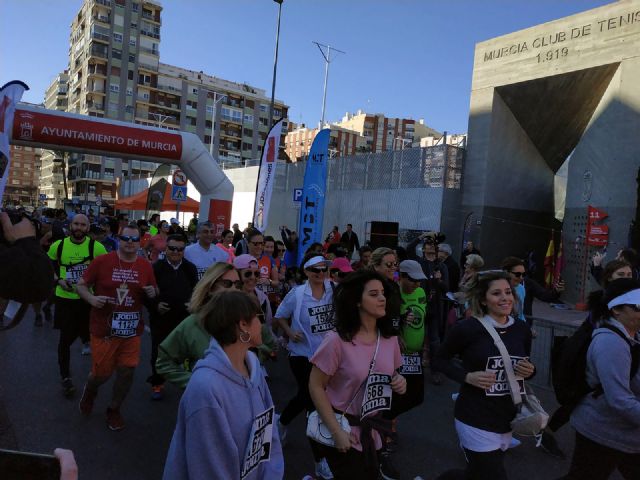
top-left (297, 129), bottom-right (330, 264)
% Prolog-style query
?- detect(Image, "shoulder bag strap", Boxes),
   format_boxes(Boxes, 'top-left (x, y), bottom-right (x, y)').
top-left (341, 330), bottom-right (380, 415)
top-left (476, 316), bottom-right (522, 406)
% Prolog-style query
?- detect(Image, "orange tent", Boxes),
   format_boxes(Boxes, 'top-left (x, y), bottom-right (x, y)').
top-left (115, 183), bottom-right (200, 213)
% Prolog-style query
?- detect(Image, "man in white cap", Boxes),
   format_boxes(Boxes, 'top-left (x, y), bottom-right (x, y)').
top-left (168, 218), bottom-right (186, 238)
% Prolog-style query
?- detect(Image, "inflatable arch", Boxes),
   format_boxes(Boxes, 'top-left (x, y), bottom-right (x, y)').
top-left (9, 104), bottom-right (234, 226)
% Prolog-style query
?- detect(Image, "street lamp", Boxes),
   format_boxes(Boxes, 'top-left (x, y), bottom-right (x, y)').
top-left (208, 92), bottom-right (227, 157)
top-left (268, 0), bottom-right (283, 128)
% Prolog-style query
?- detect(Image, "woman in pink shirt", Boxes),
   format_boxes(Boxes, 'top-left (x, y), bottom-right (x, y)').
top-left (309, 270), bottom-right (407, 480)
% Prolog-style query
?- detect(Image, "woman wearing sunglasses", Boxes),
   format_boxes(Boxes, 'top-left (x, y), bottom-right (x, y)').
top-left (562, 278), bottom-right (640, 480)
top-left (330, 257), bottom-right (353, 284)
top-left (155, 262), bottom-right (241, 389)
top-left (274, 252), bottom-right (336, 479)
top-left (233, 254), bottom-right (278, 365)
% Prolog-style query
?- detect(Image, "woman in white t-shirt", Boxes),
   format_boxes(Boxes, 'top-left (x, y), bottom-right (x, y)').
top-left (274, 252), bottom-right (335, 478)
top-left (309, 269), bottom-right (406, 480)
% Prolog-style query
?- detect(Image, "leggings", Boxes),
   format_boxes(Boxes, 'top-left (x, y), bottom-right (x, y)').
top-left (563, 431), bottom-right (640, 480)
top-left (55, 297), bottom-right (90, 379)
top-left (462, 448), bottom-right (507, 480)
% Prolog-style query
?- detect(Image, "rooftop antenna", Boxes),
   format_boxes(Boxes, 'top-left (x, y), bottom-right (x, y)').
top-left (313, 41), bottom-right (345, 128)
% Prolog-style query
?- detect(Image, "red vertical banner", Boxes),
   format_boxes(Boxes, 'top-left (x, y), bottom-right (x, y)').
top-left (208, 199), bottom-right (232, 238)
top-left (586, 205), bottom-right (609, 247)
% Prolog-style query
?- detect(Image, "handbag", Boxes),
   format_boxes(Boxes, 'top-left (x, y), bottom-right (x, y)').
top-left (306, 331), bottom-right (380, 447)
top-left (477, 316), bottom-right (549, 436)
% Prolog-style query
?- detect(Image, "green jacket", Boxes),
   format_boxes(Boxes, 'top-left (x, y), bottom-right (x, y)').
top-left (156, 314), bottom-right (277, 389)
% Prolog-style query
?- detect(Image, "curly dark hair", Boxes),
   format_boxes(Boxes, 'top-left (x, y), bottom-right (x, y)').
top-left (333, 269), bottom-right (396, 342)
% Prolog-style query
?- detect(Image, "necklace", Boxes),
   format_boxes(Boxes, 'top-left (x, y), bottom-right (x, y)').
top-left (116, 252), bottom-right (135, 305)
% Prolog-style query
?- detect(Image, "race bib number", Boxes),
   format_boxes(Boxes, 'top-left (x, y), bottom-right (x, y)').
top-left (308, 304), bottom-right (335, 334)
top-left (240, 407), bottom-right (274, 479)
top-left (196, 267), bottom-right (207, 281)
top-left (110, 312), bottom-right (140, 338)
top-left (65, 264), bottom-right (88, 284)
top-left (485, 355), bottom-right (525, 396)
top-left (400, 353), bottom-right (422, 375)
top-left (361, 373), bottom-right (392, 419)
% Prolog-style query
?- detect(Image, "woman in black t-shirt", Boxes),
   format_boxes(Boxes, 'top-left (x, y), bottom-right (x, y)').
top-left (435, 270), bottom-right (536, 480)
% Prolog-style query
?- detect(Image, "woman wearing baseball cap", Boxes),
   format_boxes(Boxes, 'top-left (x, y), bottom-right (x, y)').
top-left (564, 277), bottom-right (640, 479)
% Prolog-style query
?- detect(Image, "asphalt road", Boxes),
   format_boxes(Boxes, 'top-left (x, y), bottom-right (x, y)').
top-left (0, 307), bottom-right (614, 480)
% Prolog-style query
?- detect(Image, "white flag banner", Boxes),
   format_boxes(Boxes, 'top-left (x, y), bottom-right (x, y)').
top-left (0, 81), bottom-right (29, 200)
top-left (252, 118), bottom-right (284, 232)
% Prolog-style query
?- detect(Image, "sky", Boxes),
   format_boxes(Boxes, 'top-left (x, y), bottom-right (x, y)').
top-left (0, 0), bottom-right (615, 134)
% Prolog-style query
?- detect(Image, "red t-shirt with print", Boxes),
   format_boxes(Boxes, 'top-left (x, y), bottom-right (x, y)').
top-left (82, 251), bottom-right (157, 338)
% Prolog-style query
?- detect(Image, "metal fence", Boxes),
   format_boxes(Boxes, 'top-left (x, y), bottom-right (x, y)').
top-left (528, 317), bottom-right (579, 390)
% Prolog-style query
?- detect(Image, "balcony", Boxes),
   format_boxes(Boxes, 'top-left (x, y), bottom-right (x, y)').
top-left (90, 45), bottom-right (108, 59)
top-left (220, 114), bottom-right (242, 125)
top-left (92, 31), bottom-right (110, 42)
top-left (138, 45), bottom-right (159, 56)
top-left (87, 101), bottom-right (104, 110)
top-left (93, 14), bottom-right (110, 23)
top-left (95, 0), bottom-right (111, 7)
top-left (139, 62), bottom-right (158, 72)
top-left (140, 29), bottom-right (160, 39)
top-left (88, 64), bottom-right (107, 76)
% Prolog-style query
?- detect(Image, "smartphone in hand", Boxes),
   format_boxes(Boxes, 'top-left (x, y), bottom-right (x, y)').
top-left (0, 448), bottom-right (61, 480)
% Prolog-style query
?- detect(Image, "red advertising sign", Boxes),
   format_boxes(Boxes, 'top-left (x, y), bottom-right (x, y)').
top-left (208, 199), bottom-right (232, 234)
top-left (586, 205), bottom-right (609, 247)
top-left (12, 108), bottom-right (182, 160)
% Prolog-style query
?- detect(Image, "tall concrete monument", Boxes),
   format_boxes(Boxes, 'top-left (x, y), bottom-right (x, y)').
top-left (464, 0), bottom-right (640, 302)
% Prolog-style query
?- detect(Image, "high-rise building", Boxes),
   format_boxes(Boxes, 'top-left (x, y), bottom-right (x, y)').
top-left (39, 71), bottom-right (69, 208)
top-left (4, 145), bottom-right (42, 207)
top-left (284, 124), bottom-right (366, 162)
top-left (56, 0), bottom-right (288, 208)
top-left (334, 111), bottom-right (441, 153)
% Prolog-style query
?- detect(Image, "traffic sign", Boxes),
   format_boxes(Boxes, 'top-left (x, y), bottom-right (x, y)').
top-left (173, 169), bottom-right (187, 187)
top-left (171, 185), bottom-right (187, 202)
top-left (293, 188), bottom-right (303, 202)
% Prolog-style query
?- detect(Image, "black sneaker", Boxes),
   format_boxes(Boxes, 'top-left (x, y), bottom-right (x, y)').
top-left (43, 307), bottom-right (53, 323)
top-left (34, 314), bottom-right (43, 327)
top-left (537, 431), bottom-right (565, 459)
top-left (62, 378), bottom-right (76, 398)
top-left (379, 451), bottom-right (400, 480)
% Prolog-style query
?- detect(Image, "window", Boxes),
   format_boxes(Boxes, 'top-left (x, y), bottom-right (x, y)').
top-left (131, 2), bottom-right (139, 12)
top-left (128, 53), bottom-right (135, 62)
top-left (141, 92), bottom-right (149, 100)
top-left (259, 104), bottom-right (267, 113)
top-left (242, 142), bottom-right (252, 151)
top-left (244, 113), bottom-right (254, 124)
top-left (130, 22), bottom-right (138, 29)
top-left (126, 87), bottom-right (133, 96)
top-left (109, 83), bottom-right (120, 93)
top-left (112, 48), bottom-right (122, 59)
top-left (192, 88), bottom-right (198, 94)
top-left (113, 32), bottom-right (123, 43)
top-left (205, 105), bottom-right (213, 114)
top-left (128, 70), bottom-right (134, 80)
top-left (243, 128), bottom-right (253, 137)
top-left (129, 38), bottom-right (136, 47)
top-left (111, 66), bottom-right (121, 76)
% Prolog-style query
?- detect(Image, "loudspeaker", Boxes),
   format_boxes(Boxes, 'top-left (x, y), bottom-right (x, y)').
top-left (369, 221), bottom-right (399, 249)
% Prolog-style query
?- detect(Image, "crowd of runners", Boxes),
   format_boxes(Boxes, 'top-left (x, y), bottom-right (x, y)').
top-left (1, 208), bottom-right (639, 480)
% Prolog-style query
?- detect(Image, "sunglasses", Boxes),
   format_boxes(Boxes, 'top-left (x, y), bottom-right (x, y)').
top-left (243, 271), bottom-right (261, 279)
top-left (119, 235), bottom-right (140, 242)
top-left (216, 279), bottom-right (243, 289)
top-left (306, 266), bottom-right (328, 274)
top-left (250, 241), bottom-right (265, 246)
top-left (626, 304), bottom-right (640, 312)
top-left (330, 269), bottom-right (348, 278)
top-left (167, 245), bottom-right (185, 252)
top-left (510, 271), bottom-right (526, 278)
top-left (384, 261), bottom-right (399, 269)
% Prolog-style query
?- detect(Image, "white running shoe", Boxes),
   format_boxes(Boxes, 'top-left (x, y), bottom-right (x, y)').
top-left (315, 458), bottom-right (334, 480)
top-left (509, 437), bottom-right (522, 449)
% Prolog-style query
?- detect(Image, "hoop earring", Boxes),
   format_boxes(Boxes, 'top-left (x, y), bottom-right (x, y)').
top-left (239, 330), bottom-right (251, 344)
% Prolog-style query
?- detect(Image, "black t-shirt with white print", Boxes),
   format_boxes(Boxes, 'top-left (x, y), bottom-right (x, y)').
top-left (434, 316), bottom-right (533, 433)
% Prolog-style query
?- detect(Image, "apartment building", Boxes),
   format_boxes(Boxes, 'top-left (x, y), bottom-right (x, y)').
top-left (39, 71), bottom-right (70, 208)
top-left (334, 111), bottom-right (441, 153)
top-left (57, 0), bottom-right (288, 207)
top-left (4, 146), bottom-right (42, 207)
top-left (284, 124), bottom-right (366, 162)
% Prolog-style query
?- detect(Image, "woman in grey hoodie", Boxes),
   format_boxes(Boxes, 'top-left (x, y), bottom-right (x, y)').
top-left (564, 278), bottom-right (640, 479)
top-left (162, 290), bottom-right (284, 480)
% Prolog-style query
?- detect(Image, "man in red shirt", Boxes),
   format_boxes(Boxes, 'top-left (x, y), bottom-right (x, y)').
top-left (76, 224), bottom-right (158, 431)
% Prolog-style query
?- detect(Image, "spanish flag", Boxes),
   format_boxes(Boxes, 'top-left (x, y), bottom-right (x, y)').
top-left (544, 236), bottom-right (555, 289)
